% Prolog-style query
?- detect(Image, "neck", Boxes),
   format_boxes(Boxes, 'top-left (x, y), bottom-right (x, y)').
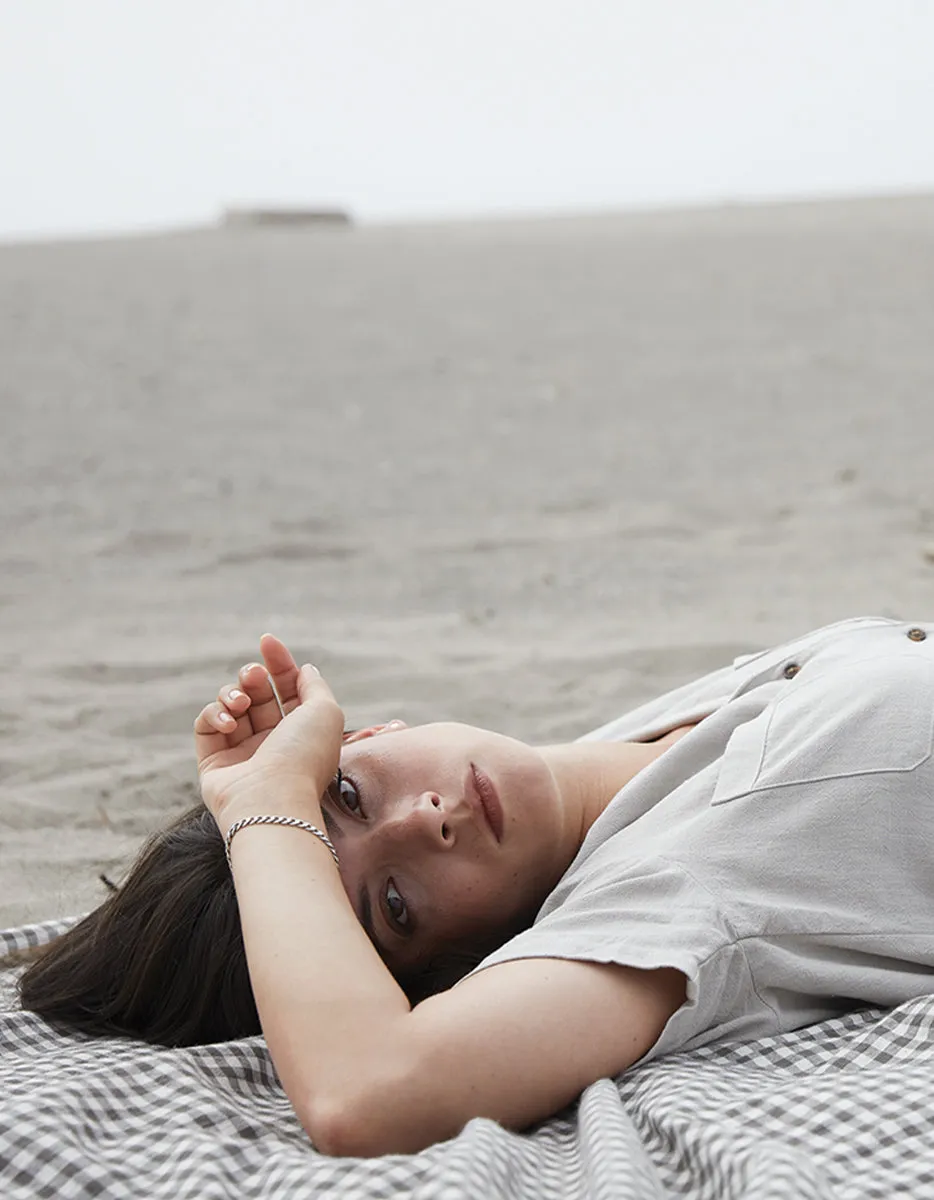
top-left (538, 736), bottom-right (674, 853)
top-left (537, 741), bottom-right (630, 846)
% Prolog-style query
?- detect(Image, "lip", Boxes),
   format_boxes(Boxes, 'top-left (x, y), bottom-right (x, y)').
top-left (468, 763), bottom-right (504, 842)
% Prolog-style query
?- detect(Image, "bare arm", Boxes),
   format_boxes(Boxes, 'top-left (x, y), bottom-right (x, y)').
top-left (338, 959), bottom-right (685, 1156)
top-left (196, 644), bottom-right (686, 1157)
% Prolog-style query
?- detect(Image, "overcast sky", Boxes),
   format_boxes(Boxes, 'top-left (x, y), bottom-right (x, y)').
top-left (2, 1), bottom-right (934, 241)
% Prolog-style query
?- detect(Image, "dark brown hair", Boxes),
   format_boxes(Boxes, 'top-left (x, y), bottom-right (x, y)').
top-left (15, 805), bottom-right (496, 1045)
top-left (17, 806), bottom-right (259, 1047)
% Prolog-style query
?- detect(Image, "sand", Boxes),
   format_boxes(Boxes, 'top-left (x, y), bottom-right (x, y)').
top-left (2, 194), bottom-right (933, 929)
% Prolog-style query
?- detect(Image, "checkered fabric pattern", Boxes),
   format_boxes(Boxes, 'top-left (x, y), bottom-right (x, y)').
top-left (3, 917), bottom-right (934, 1199)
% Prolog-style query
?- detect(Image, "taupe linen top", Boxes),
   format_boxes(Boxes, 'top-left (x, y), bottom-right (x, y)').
top-left (468, 617), bottom-right (934, 1060)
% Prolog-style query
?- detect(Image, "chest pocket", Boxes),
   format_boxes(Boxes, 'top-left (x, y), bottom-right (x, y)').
top-left (711, 655), bottom-right (934, 806)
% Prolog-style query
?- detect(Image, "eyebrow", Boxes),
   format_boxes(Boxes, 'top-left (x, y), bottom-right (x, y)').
top-left (321, 803), bottom-right (342, 842)
top-left (322, 795), bottom-right (392, 961)
top-left (358, 882), bottom-right (390, 962)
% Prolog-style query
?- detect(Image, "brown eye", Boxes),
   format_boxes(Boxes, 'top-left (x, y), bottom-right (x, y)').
top-left (385, 879), bottom-right (409, 930)
top-left (328, 770), bottom-right (364, 817)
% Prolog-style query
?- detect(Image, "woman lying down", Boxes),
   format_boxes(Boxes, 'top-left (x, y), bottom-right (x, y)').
top-left (17, 616), bottom-right (934, 1157)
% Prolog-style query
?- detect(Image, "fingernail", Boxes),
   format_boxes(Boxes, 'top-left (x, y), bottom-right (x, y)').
top-left (219, 712), bottom-right (235, 727)
top-left (302, 663), bottom-right (320, 676)
top-left (228, 689), bottom-right (244, 702)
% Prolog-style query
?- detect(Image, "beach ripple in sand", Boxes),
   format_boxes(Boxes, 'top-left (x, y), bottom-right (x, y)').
top-left (2, 195), bottom-right (934, 925)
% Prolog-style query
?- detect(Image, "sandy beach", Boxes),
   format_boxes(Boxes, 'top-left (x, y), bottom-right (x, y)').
top-left (2, 194), bottom-right (933, 930)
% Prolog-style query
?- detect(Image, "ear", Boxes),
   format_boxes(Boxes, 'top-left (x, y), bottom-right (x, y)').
top-left (342, 721), bottom-right (407, 745)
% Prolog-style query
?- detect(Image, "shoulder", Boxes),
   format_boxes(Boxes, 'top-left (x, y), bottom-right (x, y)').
top-left (315, 955), bottom-right (687, 1155)
top-left (413, 956), bottom-right (686, 1135)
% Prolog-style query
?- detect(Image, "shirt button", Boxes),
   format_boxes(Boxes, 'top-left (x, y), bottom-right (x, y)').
top-left (782, 663), bottom-right (800, 679)
top-left (907, 627), bottom-right (927, 642)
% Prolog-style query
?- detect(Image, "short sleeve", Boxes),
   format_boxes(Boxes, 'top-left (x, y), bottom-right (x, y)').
top-left (462, 851), bottom-right (778, 1062)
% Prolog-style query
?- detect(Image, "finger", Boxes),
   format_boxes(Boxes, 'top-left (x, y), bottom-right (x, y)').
top-left (260, 633), bottom-right (301, 713)
top-left (297, 663), bottom-right (338, 706)
top-left (194, 702), bottom-right (237, 769)
top-left (215, 682), bottom-right (257, 748)
top-left (296, 664), bottom-right (345, 766)
top-left (201, 700), bottom-right (239, 734)
top-left (238, 661), bottom-right (284, 732)
top-left (218, 683), bottom-right (251, 714)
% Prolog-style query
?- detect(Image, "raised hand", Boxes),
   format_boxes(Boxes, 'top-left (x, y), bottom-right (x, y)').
top-left (194, 634), bottom-right (344, 828)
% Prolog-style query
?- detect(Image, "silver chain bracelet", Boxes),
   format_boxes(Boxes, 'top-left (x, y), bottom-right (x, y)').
top-left (224, 814), bottom-right (340, 869)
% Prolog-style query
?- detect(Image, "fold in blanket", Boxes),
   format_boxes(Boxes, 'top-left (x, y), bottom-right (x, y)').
top-left (2, 915), bottom-right (934, 1199)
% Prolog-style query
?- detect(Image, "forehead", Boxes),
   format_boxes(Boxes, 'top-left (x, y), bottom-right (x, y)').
top-left (341, 721), bottom-right (478, 765)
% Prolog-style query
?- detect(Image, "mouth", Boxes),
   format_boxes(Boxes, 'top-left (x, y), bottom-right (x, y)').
top-left (468, 763), bottom-right (504, 842)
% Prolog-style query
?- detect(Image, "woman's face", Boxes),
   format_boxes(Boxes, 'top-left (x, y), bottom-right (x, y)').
top-left (322, 721), bottom-right (571, 985)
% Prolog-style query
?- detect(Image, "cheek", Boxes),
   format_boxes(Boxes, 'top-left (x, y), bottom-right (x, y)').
top-left (503, 756), bottom-right (555, 817)
top-left (423, 871), bottom-right (498, 940)
top-left (435, 866), bottom-right (533, 936)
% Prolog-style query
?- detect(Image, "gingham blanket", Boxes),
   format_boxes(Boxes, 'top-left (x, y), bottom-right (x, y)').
top-left (2, 919), bottom-right (934, 1199)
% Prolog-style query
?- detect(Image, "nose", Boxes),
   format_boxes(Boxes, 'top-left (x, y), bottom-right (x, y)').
top-left (381, 791), bottom-right (455, 850)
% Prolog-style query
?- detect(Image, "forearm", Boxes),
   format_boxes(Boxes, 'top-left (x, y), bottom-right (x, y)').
top-left (220, 782), bottom-right (412, 1141)
top-left (195, 648), bottom-right (688, 1158)
top-left (219, 780), bottom-right (680, 1159)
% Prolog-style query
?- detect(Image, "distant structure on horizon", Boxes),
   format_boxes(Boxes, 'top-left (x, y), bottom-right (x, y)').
top-left (221, 207), bottom-right (353, 229)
